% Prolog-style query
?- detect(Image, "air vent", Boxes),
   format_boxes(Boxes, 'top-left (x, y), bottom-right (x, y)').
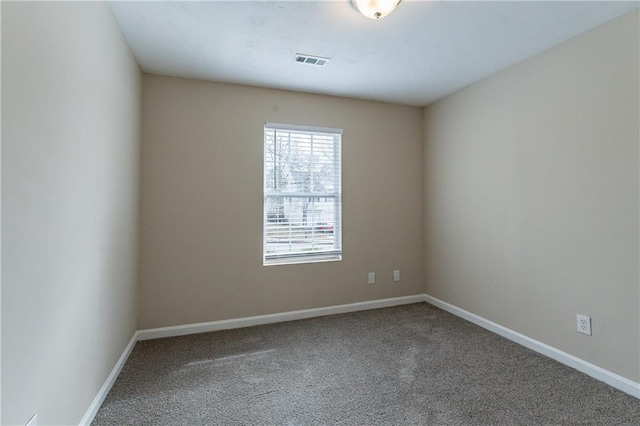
top-left (293, 54), bottom-right (330, 67)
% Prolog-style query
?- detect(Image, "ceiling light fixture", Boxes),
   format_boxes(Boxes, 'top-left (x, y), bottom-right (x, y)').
top-left (351, 0), bottom-right (401, 20)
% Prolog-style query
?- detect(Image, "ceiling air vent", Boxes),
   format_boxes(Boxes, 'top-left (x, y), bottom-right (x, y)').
top-left (293, 54), bottom-right (330, 67)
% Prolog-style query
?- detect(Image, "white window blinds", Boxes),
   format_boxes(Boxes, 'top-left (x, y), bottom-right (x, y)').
top-left (263, 123), bottom-right (342, 265)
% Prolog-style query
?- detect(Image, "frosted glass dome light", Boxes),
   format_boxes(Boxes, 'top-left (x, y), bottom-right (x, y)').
top-left (352, 0), bottom-right (401, 19)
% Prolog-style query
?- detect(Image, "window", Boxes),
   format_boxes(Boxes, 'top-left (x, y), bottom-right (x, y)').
top-left (263, 123), bottom-right (342, 265)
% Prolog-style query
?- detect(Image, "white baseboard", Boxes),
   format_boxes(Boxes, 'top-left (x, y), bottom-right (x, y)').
top-left (424, 294), bottom-right (640, 399)
top-left (137, 294), bottom-right (426, 341)
top-left (79, 331), bottom-right (140, 426)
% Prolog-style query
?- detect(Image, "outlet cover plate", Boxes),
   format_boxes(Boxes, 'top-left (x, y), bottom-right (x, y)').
top-left (577, 314), bottom-right (592, 336)
top-left (368, 272), bottom-right (375, 285)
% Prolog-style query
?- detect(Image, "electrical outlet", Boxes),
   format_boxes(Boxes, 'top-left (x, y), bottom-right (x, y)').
top-left (368, 272), bottom-right (375, 285)
top-left (393, 270), bottom-right (400, 282)
top-left (577, 314), bottom-right (591, 336)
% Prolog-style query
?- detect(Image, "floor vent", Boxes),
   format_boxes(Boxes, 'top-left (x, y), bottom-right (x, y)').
top-left (293, 54), bottom-right (330, 67)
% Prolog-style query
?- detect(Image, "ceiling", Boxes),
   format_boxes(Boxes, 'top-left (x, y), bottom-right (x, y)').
top-left (108, 1), bottom-right (638, 107)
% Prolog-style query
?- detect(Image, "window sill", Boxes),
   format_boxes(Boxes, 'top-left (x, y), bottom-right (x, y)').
top-left (263, 254), bottom-right (342, 267)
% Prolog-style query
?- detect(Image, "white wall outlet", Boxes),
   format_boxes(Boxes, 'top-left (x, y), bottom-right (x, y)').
top-left (577, 314), bottom-right (592, 336)
top-left (26, 414), bottom-right (37, 426)
top-left (393, 269), bottom-right (400, 282)
top-left (368, 272), bottom-right (375, 285)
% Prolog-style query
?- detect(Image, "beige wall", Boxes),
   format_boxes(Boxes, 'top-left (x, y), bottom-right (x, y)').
top-left (2, 2), bottom-right (141, 424)
top-left (139, 75), bottom-right (424, 328)
top-left (423, 10), bottom-right (639, 382)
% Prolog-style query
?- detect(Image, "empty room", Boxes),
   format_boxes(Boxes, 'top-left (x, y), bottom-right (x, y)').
top-left (2, 0), bottom-right (639, 424)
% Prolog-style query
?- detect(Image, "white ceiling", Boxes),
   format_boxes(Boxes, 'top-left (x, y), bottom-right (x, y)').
top-left (108, 1), bottom-right (639, 106)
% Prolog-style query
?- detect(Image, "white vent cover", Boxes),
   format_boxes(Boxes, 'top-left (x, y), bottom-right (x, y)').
top-left (293, 54), bottom-right (330, 67)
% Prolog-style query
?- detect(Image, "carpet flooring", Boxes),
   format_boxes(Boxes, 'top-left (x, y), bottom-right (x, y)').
top-left (92, 303), bottom-right (640, 425)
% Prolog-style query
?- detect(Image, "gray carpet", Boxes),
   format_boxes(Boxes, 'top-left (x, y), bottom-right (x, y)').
top-left (92, 303), bottom-right (640, 425)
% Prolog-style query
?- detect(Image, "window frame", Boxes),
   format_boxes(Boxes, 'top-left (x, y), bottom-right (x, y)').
top-left (263, 122), bottom-right (343, 266)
